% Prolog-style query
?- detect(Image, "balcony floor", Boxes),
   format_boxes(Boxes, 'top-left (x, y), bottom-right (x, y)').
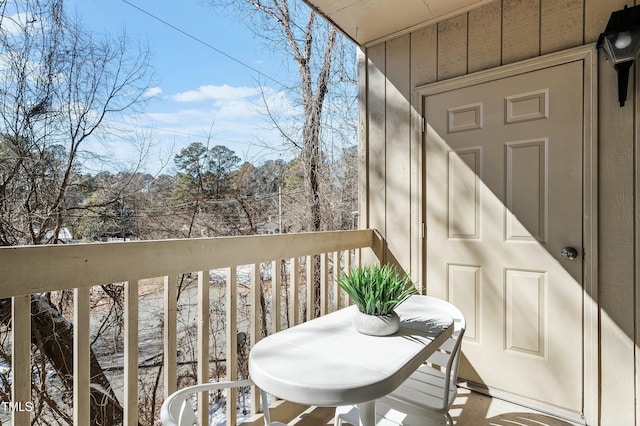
top-left (285, 387), bottom-right (583, 425)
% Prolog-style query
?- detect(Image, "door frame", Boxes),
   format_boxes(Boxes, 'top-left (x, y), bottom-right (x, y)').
top-left (413, 44), bottom-right (598, 425)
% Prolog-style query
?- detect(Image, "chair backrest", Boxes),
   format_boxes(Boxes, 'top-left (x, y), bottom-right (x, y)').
top-left (160, 378), bottom-right (254, 426)
top-left (424, 299), bottom-right (466, 410)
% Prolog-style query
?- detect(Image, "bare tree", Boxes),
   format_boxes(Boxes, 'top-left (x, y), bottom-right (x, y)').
top-left (0, 0), bottom-right (152, 423)
top-left (214, 0), bottom-right (350, 232)
top-left (0, 0), bottom-right (153, 246)
top-left (212, 0), bottom-right (356, 316)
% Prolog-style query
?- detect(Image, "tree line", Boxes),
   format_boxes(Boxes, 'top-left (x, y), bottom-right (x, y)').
top-left (63, 141), bottom-right (358, 244)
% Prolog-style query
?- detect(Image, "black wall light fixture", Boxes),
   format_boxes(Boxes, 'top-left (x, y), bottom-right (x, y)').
top-left (598, 5), bottom-right (640, 107)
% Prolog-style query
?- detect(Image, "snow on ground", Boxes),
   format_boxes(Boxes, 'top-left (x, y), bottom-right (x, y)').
top-left (185, 388), bottom-right (268, 425)
top-left (209, 394), bottom-right (253, 425)
top-left (209, 265), bottom-right (271, 284)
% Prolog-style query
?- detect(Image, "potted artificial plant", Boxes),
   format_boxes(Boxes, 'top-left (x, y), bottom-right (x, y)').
top-left (337, 264), bottom-right (417, 336)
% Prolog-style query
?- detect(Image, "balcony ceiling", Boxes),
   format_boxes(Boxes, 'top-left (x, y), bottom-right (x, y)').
top-left (305, 0), bottom-right (495, 45)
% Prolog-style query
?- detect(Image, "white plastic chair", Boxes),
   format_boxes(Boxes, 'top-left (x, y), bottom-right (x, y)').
top-left (335, 299), bottom-right (466, 426)
top-left (160, 377), bottom-right (287, 426)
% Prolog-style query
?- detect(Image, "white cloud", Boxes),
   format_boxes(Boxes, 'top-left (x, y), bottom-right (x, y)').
top-left (97, 83), bottom-right (304, 173)
top-left (144, 86), bottom-right (163, 98)
top-left (144, 108), bottom-right (214, 127)
top-left (3, 13), bottom-right (42, 36)
top-left (172, 84), bottom-right (260, 103)
top-left (261, 90), bottom-right (298, 116)
top-left (146, 88), bottom-right (299, 135)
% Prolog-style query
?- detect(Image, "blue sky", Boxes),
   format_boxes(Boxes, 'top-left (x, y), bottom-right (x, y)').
top-left (67, 0), bottom-right (297, 174)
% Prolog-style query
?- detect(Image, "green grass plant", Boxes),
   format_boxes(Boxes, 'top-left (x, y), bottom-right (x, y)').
top-left (338, 264), bottom-right (418, 316)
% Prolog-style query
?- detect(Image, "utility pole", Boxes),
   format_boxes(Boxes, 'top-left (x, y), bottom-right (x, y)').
top-left (278, 186), bottom-right (283, 233)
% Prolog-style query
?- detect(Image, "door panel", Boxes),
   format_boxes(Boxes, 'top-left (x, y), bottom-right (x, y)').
top-left (424, 61), bottom-right (583, 413)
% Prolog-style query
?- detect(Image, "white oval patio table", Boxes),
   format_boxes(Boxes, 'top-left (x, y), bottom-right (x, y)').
top-left (249, 295), bottom-right (455, 426)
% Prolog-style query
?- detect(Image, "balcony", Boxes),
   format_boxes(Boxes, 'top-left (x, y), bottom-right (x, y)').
top-left (0, 230), bottom-right (382, 425)
top-left (0, 230), bottom-right (575, 426)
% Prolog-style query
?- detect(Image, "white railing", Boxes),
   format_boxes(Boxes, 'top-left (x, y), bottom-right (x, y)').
top-left (0, 229), bottom-right (383, 425)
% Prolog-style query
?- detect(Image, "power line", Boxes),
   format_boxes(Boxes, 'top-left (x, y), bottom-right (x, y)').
top-left (102, 118), bottom-right (261, 147)
top-left (120, 0), bottom-right (289, 90)
top-left (65, 189), bottom-right (307, 218)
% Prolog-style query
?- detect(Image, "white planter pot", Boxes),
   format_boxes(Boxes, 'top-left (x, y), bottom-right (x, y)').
top-left (352, 310), bottom-right (400, 336)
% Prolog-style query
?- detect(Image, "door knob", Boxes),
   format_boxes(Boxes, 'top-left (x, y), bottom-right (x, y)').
top-left (561, 247), bottom-right (579, 260)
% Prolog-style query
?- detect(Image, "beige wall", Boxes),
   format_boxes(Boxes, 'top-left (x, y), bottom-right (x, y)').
top-left (359, 0), bottom-right (639, 424)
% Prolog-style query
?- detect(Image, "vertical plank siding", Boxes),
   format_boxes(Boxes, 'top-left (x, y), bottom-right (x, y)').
top-left (584, 0), bottom-right (629, 43)
top-left (598, 49), bottom-right (636, 425)
top-left (468, 1), bottom-right (502, 73)
top-left (502, 0), bottom-right (540, 63)
top-left (385, 35), bottom-right (413, 272)
top-left (635, 63), bottom-right (640, 426)
top-left (367, 43), bottom-right (387, 263)
top-left (437, 14), bottom-right (468, 80)
top-left (540, 0), bottom-right (583, 55)
top-left (363, 0), bottom-right (638, 424)
top-left (410, 26), bottom-right (438, 87)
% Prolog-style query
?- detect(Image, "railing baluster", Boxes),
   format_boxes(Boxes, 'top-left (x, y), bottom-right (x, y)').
top-left (124, 279), bottom-right (139, 426)
top-left (0, 230), bottom-right (379, 425)
top-left (226, 267), bottom-right (238, 425)
top-left (345, 250), bottom-right (353, 306)
top-left (332, 251), bottom-right (340, 311)
top-left (250, 263), bottom-right (261, 415)
top-left (271, 260), bottom-right (281, 333)
top-left (320, 253), bottom-right (329, 316)
top-left (164, 275), bottom-right (177, 397)
top-left (289, 257), bottom-right (299, 326)
top-left (306, 255), bottom-right (315, 321)
top-left (73, 288), bottom-right (90, 426)
top-left (12, 295), bottom-right (30, 426)
top-left (197, 270), bottom-right (209, 424)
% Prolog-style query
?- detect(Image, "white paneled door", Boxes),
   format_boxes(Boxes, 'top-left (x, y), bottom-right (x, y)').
top-left (424, 60), bottom-right (583, 414)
